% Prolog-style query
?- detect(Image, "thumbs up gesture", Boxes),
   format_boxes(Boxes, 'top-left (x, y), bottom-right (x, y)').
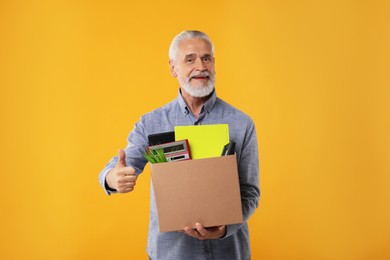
top-left (105, 149), bottom-right (138, 193)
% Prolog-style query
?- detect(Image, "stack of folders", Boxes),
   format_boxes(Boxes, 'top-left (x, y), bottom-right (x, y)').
top-left (146, 124), bottom-right (235, 164)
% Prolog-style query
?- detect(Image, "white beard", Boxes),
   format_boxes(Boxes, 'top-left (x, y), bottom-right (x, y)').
top-left (179, 73), bottom-right (216, 98)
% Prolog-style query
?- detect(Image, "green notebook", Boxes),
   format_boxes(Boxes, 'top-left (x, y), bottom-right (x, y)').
top-left (174, 124), bottom-right (229, 160)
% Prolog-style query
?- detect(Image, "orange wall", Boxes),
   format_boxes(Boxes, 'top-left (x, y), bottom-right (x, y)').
top-left (1, 1), bottom-right (389, 259)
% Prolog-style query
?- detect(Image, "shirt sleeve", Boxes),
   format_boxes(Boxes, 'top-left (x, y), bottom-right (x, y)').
top-left (98, 116), bottom-right (150, 195)
top-left (222, 119), bottom-right (260, 239)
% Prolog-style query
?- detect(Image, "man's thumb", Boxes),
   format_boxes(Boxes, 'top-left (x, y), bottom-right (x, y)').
top-left (116, 149), bottom-right (126, 167)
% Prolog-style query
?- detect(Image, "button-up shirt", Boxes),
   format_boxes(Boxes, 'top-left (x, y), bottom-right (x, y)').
top-left (99, 89), bottom-right (260, 260)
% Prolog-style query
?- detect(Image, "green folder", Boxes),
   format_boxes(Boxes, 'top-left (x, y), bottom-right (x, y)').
top-left (174, 124), bottom-right (229, 160)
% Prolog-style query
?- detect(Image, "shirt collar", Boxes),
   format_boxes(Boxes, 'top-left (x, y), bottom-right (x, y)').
top-left (177, 88), bottom-right (218, 115)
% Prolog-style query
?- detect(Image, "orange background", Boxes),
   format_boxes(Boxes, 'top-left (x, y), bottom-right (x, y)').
top-left (1, 0), bottom-right (389, 259)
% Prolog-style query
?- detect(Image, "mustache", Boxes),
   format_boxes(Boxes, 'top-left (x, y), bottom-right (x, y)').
top-left (189, 71), bottom-right (212, 80)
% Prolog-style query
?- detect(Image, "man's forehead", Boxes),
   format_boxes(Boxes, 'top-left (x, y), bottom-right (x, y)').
top-left (178, 38), bottom-right (212, 55)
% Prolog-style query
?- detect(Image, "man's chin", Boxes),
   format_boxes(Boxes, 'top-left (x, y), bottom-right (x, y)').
top-left (181, 84), bottom-right (214, 98)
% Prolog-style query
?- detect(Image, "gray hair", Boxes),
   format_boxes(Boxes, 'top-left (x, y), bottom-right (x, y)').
top-left (168, 30), bottom-right (214, 61)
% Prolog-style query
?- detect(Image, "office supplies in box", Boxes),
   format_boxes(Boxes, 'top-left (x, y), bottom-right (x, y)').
top-left (147, 139), bottom-right (191, 162)
top-left (174, 124), bottom-right (229, 159)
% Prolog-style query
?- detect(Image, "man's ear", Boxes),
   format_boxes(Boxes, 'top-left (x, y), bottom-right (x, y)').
top-left (169, 60), bottom-right (177, 78)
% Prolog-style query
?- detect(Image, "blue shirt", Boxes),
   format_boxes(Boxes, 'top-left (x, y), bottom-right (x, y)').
top-left (99, 89), bottom-right (260, 260)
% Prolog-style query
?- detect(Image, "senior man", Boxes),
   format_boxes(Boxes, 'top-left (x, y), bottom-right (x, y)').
top-left (99, 30), bottom-right (260, 260)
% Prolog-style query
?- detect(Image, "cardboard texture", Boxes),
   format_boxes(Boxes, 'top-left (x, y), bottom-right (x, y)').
top-left (150, 155), bottom-right (243, 232)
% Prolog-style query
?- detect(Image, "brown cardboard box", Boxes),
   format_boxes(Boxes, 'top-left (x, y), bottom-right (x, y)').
top-left (150, 155), bottom-right (243, 232)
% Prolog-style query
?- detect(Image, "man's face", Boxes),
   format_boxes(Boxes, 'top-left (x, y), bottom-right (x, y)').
top-left (170, 38), bottom-right (215, 97)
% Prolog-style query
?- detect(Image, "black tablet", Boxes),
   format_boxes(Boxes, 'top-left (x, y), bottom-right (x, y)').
top-left (148, 131), bottom-right (175, 146)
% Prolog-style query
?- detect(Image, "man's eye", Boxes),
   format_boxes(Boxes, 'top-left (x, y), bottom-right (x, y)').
top-left (202, 57), bottom-right (211, 62)
top-left (186, 59), bottom-right (194, 63)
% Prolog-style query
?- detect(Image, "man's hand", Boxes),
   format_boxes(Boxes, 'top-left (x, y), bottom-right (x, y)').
top-left (105, 149), bottom-right (137, 193)
top-left (183, 223), bottom-right (226, 240)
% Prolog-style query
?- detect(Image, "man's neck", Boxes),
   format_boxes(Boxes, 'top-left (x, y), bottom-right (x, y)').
top-left (181, 88), bottom-right (211, 118)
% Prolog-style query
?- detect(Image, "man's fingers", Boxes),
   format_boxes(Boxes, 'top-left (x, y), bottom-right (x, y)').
top-left (116, 149), bottom-right (126, 167)
top-left (195, 223), bottom-right (207, 237)
top-left (117, 166), bottom-right (136, 176)
top-left (122, 175), bottom-right (137, 181)
top-left (118, 181), bottom-right (136, 193)
top-left (118, 186), bottom-right (134, 193)
top-left (184, 227), bottom-right (200, 238)
top-left (182, 224), bottom-right (226, 240)
top-left (112, 160), bottom-right (137, 193)
top-left (118, 178), bottom-right (137, 187)
top-left (118, 180), bottom-right (137, 189)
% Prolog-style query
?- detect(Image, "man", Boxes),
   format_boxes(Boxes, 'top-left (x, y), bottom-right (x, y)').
top-left (99, 30), bottom-right (260, 260)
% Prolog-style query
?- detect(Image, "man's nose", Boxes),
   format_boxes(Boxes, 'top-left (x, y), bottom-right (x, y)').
top-left (194, 58), bottom-right (207, 71)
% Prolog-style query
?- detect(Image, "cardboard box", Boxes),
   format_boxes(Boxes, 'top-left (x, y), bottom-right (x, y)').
top-left (150, 155), bottom-right (243, 232)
